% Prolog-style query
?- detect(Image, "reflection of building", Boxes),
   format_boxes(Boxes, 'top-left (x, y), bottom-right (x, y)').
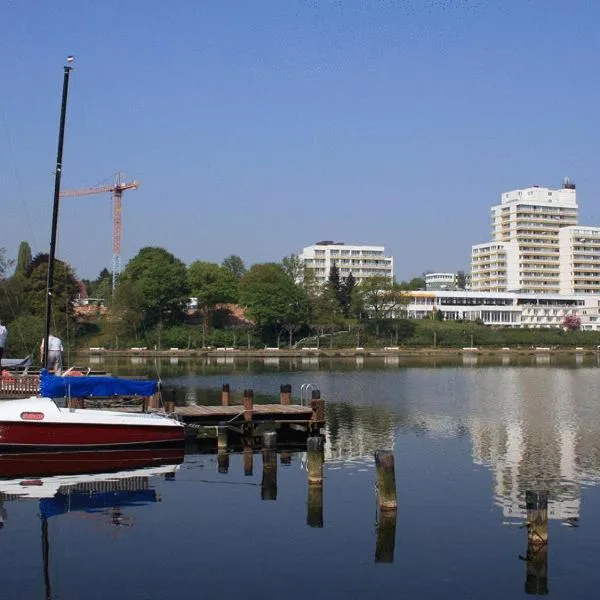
top-left (325, 407), bottom-right (395, 463)
top-left (467, 369), bottom-right (583, 520)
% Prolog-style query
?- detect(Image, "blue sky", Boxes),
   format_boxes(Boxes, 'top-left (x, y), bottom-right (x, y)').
top-left (2, 0), bottom-right (600, 281)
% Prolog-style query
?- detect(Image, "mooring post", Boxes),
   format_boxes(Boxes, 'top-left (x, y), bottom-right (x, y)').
top-left (261, 449), bottom-right (277, 501)
top-left (221, 383), bottom-right (230, 407)
top-left (375, 450), bottom-right (397, 510)
top-left (375, 510), bottom-right (397, 563)
top-left (280, 384), bottom-right (292, 405)
top-left (146, 391), bottom-right (160, 411)
top-left (165, 401), bottom-right (175, 414)
top-left (310, 390), bottom-right (325, 430)
top-left (243, 389), bottom-right (254, 422)
top-left (243, 444), bottom-right (254, 476)
top-left (526, 490), bottom-right (548, 546)
top-left (524, 490), bottom-right (549, 594)
top-left (280, 450), bottom-right (292, 465)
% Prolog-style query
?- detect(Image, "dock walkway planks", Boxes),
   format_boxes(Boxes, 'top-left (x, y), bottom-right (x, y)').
top-left (174, 403), bottom-right (314, 425)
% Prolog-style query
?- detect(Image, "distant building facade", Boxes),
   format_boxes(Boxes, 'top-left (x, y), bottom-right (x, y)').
top-left (404, 290), bottom-right (600, 330)
top-left (558, 226), bottom-right (600, 295)
top-left (425, 272), bottom-right (458, 291)
top-left (471, 180), bottom-right (578, 293)
top-left (299, 241), bottom-right (394, 285)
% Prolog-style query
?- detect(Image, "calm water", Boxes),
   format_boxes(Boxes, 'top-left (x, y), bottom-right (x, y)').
top-left (2, 357), bottom-right (600, 599)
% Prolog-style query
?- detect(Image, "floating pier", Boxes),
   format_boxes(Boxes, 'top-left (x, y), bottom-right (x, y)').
top-left (164, 384), bottom-right (326, 449)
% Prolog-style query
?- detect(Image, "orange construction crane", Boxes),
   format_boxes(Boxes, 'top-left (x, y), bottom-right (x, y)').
top-left (60, 174), bottom-right (139, 289)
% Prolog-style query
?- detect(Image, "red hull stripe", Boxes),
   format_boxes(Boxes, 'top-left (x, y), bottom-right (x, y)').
top-left (0, 422), bottom-right (185, 448)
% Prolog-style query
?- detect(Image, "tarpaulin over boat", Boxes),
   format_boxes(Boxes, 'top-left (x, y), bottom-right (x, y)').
top-left (40, 489), bottom-right (158, 518)
top-left (40, 370), bottom-right (158, 398)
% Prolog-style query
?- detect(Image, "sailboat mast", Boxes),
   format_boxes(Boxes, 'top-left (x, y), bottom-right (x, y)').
top-left (43, 57), bottom-right (73, 369)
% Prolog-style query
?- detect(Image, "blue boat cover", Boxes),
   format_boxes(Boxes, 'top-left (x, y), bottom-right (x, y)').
top-left (40, 489), bottom-right (158, 518)
top-left (40, 369), bottom-right (158, 398)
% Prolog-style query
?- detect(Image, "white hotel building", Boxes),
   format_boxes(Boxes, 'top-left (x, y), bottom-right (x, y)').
top-left (471, 181), bottom-right (579, 293)
top-left (299, 241), bottom-right (394, 285)
top-left (404, 290), bottom-right (600, 330)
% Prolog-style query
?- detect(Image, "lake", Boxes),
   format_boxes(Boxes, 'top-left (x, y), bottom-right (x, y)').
top-left (1, 356), bottom-right (600, 599)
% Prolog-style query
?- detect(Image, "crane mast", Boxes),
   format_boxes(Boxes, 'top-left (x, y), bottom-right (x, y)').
top-left (60, 174), bottom-right (138, 290)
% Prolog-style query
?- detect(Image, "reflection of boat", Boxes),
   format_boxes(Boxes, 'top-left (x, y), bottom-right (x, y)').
top-left (0, 447), bottom-right (184, 494)
top-left (0, 58), bottom-right (184, 451)
top-left (0, 445), bottom-right (182, 600)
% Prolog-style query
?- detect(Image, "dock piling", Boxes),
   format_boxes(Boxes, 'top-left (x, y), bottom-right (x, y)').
top-left (280, 384), bottom-right (292, 405)
top-left (243, 389), bottom-right (254, 422)
top-left (375, 450), bottom-right (397, 511)
top-left (221, 383), bottom-right (230, 406)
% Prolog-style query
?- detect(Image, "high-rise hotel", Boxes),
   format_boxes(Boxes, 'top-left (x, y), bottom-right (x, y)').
top-left (471, 179), bottom-right (588, 293)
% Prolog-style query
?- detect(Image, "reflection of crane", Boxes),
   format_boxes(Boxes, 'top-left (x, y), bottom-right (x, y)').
top-left (60, 173), bottom-right (139, 289)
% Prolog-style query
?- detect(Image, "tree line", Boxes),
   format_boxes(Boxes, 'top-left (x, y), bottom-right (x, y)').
top-left (0, 243), bottom-right (424, 356)
top-left (1, 242), bottom-right (593, 360)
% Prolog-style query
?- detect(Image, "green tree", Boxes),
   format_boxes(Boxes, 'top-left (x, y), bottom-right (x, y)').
top-left (239, 263), bottom-right (307, 345)
top-left (222, 255), bottom-right (247, 280)
top-left (0, 247), bottom-right (14, 278)
top-left (456, 270), bottom-right (467, 290)
top-left (120, 247), bottom-right (189, 327)
top-left (355, 276), bottom-right (403, 336)
top-left (107, 279), bottom-right (145, 345)
top-left (339, 272), bottom-right (356, 317)
top-left (14, 242), bottom-right (32, 278)
top-left (188, 260), bottom-right (239, 337)
top-left (21, 253), bottom-right (80, 333)
top-left (281, 254), bottom-right (302, 281)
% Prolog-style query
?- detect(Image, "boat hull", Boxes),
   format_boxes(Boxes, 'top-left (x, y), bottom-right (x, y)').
top-left (0, 421), bottom-right (184, 451)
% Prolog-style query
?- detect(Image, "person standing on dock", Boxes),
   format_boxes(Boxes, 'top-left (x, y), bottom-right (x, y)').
top-left (40, 334), bottom-right (63, 373)
top-left (0, 320), bottom-right (7, 367)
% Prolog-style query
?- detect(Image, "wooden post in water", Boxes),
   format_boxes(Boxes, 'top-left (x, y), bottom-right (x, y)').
top-left (261, 449), bottom-right (277, 500)
top-left (280, 384), bottom-right (292, 405)
top-left (375, 510), bottom-right (397, 563)
top-left (526, 490), bottom-right (548, 546)
top-left (280, 450), bottom-right (292, 465)
top-left (243, 389), bottom-right (254, 422)
top-left (307, 436), bottom-right (325, 527)
top-left (221, 383), bottom-right (230, 406)
top-left (165, 401), bottom-right (175, 414)
top-left (243, 445), bottom-right (254, 476)
top-left (310, 390), bottom-right (325, 434)
top-left (375, 450), bottom-right (397, 510)
top-left (524, 490), bottom-right (549, 595)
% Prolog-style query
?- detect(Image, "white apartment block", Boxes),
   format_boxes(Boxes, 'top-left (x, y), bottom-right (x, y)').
top-left (404, 290), bottom-right (600, 330)
top-left (471, 181), bottom-right (578, 293)
top-left (559, 226), bottom-right (600, 295)
top-left (425, 272), bottom-right (457, 290)
top-left (299, 241), bottom-right (394, 285)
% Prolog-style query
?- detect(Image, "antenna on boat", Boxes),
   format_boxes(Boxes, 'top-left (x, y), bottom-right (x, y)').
top-left (43, 56), bottom-right (74, 369)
